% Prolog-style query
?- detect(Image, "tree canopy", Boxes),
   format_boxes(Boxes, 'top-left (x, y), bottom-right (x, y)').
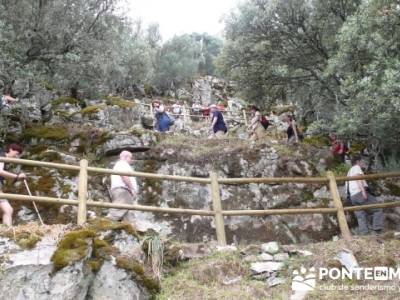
top-left (0, 0), bottom-right (222, 97)
top-left (218, 0), bottom-right (400, 158)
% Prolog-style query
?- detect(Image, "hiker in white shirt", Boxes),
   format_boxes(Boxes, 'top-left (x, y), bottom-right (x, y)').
top-left (346, 155), bottom-right (384, 235)
top-left (106, 151), bottom-right (138, 221)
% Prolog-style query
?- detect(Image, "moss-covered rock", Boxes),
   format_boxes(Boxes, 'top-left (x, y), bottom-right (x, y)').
top-left (105, 96), bottom-right (136, 108)
top-left (87, 218), bottom-right (139, 238)
top-left (385, 182), bottom-right (400, 196)
top-left (0, 230), bottom-right (42, 250)
top-left (116, 256), bottom-right (161, 294)
top-left (23, 125), bottom-right (69, 141)
top-left (80, 105), bottom-right (106, 116)
top-left (51, 229), bottom-right (96, 271)
top-left (52, 96), bottom-right (79, 107)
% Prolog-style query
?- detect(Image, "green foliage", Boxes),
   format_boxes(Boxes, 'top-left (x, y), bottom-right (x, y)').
top-left (153, 33), bottom-right (223, 92)
top-left (321, 163), bottom-right (351, 177)
top-left (326, 0), bottom-right (400, 154)
top-left (303, 136), bottom-right (331, 147)
top-left (219, 0), bottom-right (399, 161)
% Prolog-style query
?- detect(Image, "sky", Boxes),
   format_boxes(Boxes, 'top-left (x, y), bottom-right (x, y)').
top-left (125, 0), bottom-right (240, 40)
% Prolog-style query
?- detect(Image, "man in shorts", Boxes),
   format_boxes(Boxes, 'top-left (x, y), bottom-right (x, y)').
top-left (0, 144), bottom-right (26, 226)
top-left (106, 150), bottom-right (138, 221)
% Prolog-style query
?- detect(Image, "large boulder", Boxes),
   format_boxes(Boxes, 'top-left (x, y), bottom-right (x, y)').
top-left (0, 222), bottom-right (152, 300)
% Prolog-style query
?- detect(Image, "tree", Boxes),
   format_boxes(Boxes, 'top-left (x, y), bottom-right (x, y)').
top-left (324, 0), bottom-right (400, 160)
top-left (153, 33), bottom-right (223, 93)
top-left (218, 0), bottom-right (359, 110)
top-left (0, 0), bottom-right (156, 97)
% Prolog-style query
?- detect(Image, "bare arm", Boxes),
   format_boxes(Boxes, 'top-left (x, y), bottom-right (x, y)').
top-left (0, 170), bottom-right (26, 180)
top-left (3, 95), bottom-right (18, 103)
top-left (121, 176), bottom-right (135, 194)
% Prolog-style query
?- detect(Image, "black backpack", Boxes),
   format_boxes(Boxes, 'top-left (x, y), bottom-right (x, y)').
top-left (260, 115), bottom-right (269, 130)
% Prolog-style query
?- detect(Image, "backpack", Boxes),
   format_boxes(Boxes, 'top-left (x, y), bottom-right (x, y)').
top-left (260, 116), bottom-right (269, 130)
top-left (166, 113), bottom-right (175, 126)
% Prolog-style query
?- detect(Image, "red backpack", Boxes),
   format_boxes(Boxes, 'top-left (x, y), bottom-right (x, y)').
top-left (260, 115), bottom-right (270, 130)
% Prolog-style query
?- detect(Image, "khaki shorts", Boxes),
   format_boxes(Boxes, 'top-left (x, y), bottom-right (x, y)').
top-left (0, 181), bottom-right (7, 203)
top-left (106, 187), bottom-right (135, 221)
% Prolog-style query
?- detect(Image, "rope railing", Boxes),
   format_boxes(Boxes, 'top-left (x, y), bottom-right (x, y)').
top-left (1, 156), bottom-right (399, 245)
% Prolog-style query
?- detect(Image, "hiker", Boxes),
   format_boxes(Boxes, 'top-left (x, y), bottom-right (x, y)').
top-left (171, 101), bottom-right (184, 132)
top-left (283, 114), bottom-right (302, 143)
top-left (247, 106), bottom-right (264, 141)
top-left (209, 104), bottom-right (227, 138)
top-left (191, 101), bottom-right (202, 121)
top-left (202, 105), bottom-right (211, 122)
top-left (329, 133), bottom-right (349, 163)
top-left (1, 87), bottom-right (19, 108)
top-left (346, 155), bottom-right (384, 235)
top-left (171, 100), bottom-right (183, 118)
top-left (153, 100), bottom-right (171, 133)
top-left (0, 144), bottom-right (26, 226)
top-left (217, 101), bottom-right (225, 112)
top-left (106, 150), bottom-right (138, 221)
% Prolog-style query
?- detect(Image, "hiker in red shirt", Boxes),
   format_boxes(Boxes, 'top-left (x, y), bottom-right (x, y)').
top-left (329, 133), bottom-right (349, 162)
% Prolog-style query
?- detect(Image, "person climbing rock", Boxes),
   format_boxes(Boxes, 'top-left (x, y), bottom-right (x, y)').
top-left (346, 155), bottom-right (384, 235)
top-left (209, 104), bottom-right (227, 138)
top-left (248, 106), bottom-right (264, 141)
top-left (329, 133), bottom-right (349, 163)
top-left (153, 100), bottom-right (171, 133)
top-left (283, 114), bottom-right (302, 143)
top-left (1, 86), bottom-right (19, 109)
top-left (0, 144), bottom-right (26, 226)
top-left (191, 101), bottom-right (202, 121)
top-left (171, 100), bottom-right (182, 118)
top-left (106, 151), bottom-right (138, 221)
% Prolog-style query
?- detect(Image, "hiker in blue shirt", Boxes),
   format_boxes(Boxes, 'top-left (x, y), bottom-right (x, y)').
top-left (209, 104), bottom-right (227, 138)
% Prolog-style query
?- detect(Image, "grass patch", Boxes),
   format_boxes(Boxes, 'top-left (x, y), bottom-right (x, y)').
top-left (158, 251), bottom-right (272, 300)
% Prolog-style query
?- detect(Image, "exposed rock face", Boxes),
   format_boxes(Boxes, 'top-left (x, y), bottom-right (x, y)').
top-left (192, 76), bottom-right (237, 106)
top-left (2, 79), bottom-right (400, 246)
top-left (131, 141), bottom-right (400, 244)
top-left (0, 224), bottom-right (151, 300)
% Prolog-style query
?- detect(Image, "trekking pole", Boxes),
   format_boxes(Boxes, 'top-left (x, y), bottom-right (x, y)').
top-left (23, 179), bottom-right (44, 225)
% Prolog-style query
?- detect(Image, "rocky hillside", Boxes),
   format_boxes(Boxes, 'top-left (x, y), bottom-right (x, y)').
top-left (1, 76), bottom-right (400, 245)
top-left (1, 222), bottom-right (399, 300)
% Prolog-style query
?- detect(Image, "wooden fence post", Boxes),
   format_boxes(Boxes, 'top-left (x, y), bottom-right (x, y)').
top-left (210, 171), bottom-right (227, 245)
top-left (327, 171), bottom-right (352, 241)
top-left (77, 159), bottom-right (88, 225)
top-left (242, 110), bottom-right (248, 126)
